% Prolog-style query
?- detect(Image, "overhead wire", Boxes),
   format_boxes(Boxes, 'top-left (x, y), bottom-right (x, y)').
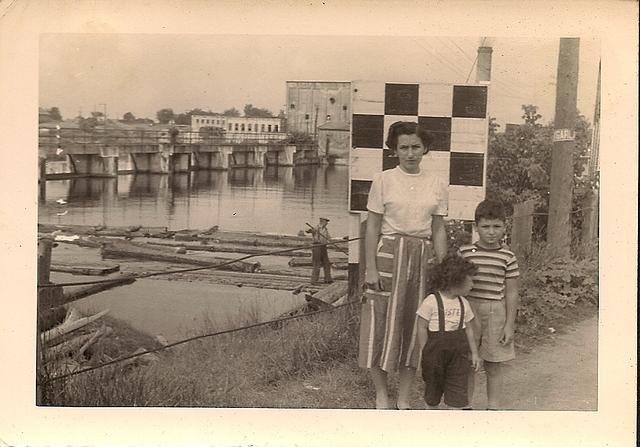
top-left (438, 37), bottom-right (474, 63)
top-left (411, 38), bottom-right (469, 82)
top-left (464, 37), bottom-right (486, 83)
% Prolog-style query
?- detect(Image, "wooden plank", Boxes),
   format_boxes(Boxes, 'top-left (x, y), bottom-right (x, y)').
top-left (261, 268), bottom-right (347, 280)
top-left (41, 309), bottom-right (110, 345)
top-left (76, 326), bottom-right (113, 359)
top-left (50, 262), bottom-right (120, 276)
top-left (511, 200), bottom-right (535, 261)
top-left (38, 223), bottom-right (172, 238)
top-left (147, 239), bottom-right (312, 257)
top-left (101, 239), bottom-right (261, 272)
top-left (45, 331), bottom-right (97, 363)
top-left (288, 257), bottom-right (349, 269)
top-left (61, 275), bottom-right (137, 306)
top-left (305, 281), bottom-right (348, 306)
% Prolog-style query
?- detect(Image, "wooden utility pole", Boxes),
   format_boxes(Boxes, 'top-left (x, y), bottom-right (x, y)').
top-left (547, 38), bottom-right (580, 257)
top-left (36, 237), bottom-right (54, 405)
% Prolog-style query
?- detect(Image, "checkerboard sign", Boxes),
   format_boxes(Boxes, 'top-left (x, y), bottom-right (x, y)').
top-left (349, 81), bottom-right (489, 220)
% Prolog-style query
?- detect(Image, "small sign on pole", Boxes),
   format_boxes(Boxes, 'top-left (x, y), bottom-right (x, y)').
top-left (553, 128), bottom-right (575, 142)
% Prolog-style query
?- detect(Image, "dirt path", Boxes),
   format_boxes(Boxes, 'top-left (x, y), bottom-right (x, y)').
top-left (471, 315), bottom-right (598, 410)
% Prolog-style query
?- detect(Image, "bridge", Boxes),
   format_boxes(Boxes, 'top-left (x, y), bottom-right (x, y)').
top-left (38, 127), bottom-right (319, 179)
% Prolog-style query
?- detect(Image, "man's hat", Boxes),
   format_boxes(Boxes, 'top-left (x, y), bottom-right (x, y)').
top-left (320, 217), bottom-right (330, 222)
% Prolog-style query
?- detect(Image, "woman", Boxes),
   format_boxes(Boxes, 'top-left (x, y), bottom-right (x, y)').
top-left (358, 121), bottom-right (448, 409)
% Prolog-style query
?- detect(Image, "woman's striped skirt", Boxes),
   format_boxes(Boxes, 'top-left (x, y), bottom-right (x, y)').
top-left (358, 234), bottom-right (435, 372)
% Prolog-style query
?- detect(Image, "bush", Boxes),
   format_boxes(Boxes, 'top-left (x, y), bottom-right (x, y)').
top-left (516, 250), bottom-right (597, 339)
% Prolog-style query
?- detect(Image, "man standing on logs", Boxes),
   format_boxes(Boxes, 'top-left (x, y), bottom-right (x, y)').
top-left (306, 217), bottom-right (333, 285)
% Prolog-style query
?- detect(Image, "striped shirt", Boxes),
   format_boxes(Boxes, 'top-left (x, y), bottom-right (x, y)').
top-left (459, 243), bottom-right (520, 300)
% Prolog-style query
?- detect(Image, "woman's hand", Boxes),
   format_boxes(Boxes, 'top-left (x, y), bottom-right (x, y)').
top-left (471, 353), bottom-right (482, 372)
top-left (364, 268), bottom-right (383, 291)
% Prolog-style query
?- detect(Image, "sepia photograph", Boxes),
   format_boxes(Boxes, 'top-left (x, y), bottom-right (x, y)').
top-left (35, 32), bottom-right (601, 411)
top-left (1, 1), bottom-right (637, 446)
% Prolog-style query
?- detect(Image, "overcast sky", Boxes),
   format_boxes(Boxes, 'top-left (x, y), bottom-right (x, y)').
top-left (40, 34), bottom-right (600, 127)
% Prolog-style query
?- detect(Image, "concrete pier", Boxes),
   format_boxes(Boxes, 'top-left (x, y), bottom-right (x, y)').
top-left (67, 154), bottom-right (119, 177)
top-left (170, 153), bottom-right (191, 173)
top-left (282, 145), bottom-right (296, 166)
top-left (192, 146), bottom-right (233, 170)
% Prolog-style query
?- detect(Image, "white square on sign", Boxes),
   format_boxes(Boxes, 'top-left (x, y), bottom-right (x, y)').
top-left (352, 81), bottom-right (385, 115)
top-left (418, 83), bottom-right (454, 117)
top-left (451, 118), bottom-right (487, 153)
top-left (350, 148), bottom-right (382, 180)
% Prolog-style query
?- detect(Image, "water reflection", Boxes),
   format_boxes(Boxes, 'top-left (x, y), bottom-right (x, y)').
top-left (39, 166), bottom-right (349, 235)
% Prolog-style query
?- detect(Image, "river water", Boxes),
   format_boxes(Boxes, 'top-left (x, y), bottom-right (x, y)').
top-left (39, 164), bottom-right (350, 236)
top-left (40, 165), bottom-right (350, 341)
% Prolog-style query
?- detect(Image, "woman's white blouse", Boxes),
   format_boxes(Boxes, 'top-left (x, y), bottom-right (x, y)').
top-left (366, 167), bottom-right (448, 238)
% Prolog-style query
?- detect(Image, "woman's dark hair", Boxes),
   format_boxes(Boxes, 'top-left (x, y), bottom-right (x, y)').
top-left (428, 254), bottom-right (478, 292)
top-left (385, 121), bottom-right (433, 154)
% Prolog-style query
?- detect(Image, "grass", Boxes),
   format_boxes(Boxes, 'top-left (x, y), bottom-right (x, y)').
top-left (41, 242), bottom-right (598, 408)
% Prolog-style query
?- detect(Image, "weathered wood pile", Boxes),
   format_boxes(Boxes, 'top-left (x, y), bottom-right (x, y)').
top-left (37, 238), bottom-right (156, 400)
top-left (37, 223), bottom-right (350, 291)
top-left (100, 238), bottom-right (261, 272)
top-left (38, 223), bottom-right (348, 254)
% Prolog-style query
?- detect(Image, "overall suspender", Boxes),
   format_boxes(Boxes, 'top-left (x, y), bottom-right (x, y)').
top-left (434, 291), bottom-right (465, 332)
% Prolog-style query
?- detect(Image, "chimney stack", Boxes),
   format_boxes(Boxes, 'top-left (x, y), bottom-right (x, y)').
top-left (476, 45), bottom-right (493, 84)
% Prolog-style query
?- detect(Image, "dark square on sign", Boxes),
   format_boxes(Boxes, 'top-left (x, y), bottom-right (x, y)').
top-left (418, 116), bottom-right (451, 151)
top-left (382, 149), bottom-right (399, 171)
top-left (352, 114), bottom-right (384, 149)
top-left (452, 86), bottom-right (487, 118)
top-left (350, 180), bottom-right (373, 212)
top-left (449, 152), bottom-right (484, 186)
top-left (384, 83), bottom-right (419, 115)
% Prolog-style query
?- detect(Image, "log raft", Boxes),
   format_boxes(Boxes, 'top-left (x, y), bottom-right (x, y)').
top-left (50, 262), bottom-right (120, 276)
top-left (100, 239), bottom-right (261, 273)
top-left (39, 223), bottom-right (348, 253)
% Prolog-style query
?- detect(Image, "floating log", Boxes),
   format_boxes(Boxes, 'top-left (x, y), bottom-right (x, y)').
top-left (39, 223), bottom-right (347, 252)
top-left (288, 257), bottom-right (349, 269)
top-left (38, 223), bottom-right (172, 238)
top-left (197, 230), bottom-right (347, 253)
top-left (262, 268), bottom-right (347, 281)
top-left (145, 268), bottom-right (327, 292)
top-left (305, 281), bottom-right (348, 306)
top-left (146, 239), bottom-right (312, 257)
top-left (42, 309), bottom-right (110, 345)
top-left (101, 239), bottom-right (260, 272)
top-left (50, 262), bottom-right (120, 276)
top-left (61, 275), bottom-right (137, 307)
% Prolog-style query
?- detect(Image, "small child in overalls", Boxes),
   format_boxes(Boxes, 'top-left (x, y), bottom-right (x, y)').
top-left (416, 254), bottom-right (481, 409)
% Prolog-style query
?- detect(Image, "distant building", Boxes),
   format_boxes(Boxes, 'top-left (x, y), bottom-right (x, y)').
top-left (286, 81), bottom-right (351, 135)
top-left (317, 121), bottom-right (350, 163)
top-left (191, 112), bottom-right (227, 132)
top-left (224, 116), bottom-right (282, 134)
top-left (190, 113), bottom-right (283, 143)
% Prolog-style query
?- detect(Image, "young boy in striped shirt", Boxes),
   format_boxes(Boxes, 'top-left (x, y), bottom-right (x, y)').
top-left (459, 199), bottom-right (520, 410)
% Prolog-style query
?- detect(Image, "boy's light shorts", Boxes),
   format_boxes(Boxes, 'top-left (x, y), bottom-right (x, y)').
top-left (467, 298), bottom-right (515, 363)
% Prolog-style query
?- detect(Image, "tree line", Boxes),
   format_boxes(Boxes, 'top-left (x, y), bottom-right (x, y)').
top-left (39, 104), bottom-right (284, 125)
